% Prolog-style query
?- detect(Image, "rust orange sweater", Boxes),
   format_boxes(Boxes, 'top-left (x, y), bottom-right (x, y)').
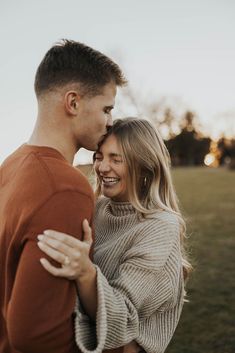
top-left (0, 145), bottom-right (94, 353)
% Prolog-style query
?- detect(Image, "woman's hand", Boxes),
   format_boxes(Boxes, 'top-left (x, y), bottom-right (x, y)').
top-left (37, 219), bottom-right (93, 280)
top-left (38, 219), bottom-right (98, 320)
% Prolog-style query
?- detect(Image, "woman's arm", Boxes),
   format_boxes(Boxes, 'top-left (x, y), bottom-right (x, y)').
top-left (37, 219), bottom-right (181, 352)
top-left (37, 221), bottom-right (144, 353)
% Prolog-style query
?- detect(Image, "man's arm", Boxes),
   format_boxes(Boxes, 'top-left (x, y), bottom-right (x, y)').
top-left (7, 190), bottom-right (94, 353)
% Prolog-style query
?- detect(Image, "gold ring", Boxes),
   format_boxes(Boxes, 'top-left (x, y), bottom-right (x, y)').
top-left (64, 255), bottom-right (70, 266)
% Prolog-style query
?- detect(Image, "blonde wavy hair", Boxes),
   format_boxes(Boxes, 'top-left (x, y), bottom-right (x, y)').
top-left (94, 117), bottom-right (192, 280)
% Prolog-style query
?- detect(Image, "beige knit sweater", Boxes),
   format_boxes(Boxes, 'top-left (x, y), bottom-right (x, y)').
top-left (75, 197), bottom-right (184, 353)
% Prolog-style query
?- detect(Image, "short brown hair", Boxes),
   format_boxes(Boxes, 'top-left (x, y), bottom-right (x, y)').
top-left (34, 39), bottom-right (127, 98)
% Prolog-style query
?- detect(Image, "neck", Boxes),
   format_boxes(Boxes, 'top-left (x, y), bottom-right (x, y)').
top-left (28, 117), bottom-right (77, 165)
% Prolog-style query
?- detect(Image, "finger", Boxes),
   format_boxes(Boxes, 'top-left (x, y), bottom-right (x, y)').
top-left (37, 234), bottom-right (78, 256)
top-left (82, 219), bottom-right (93, 246)
top-left (37, 240), bottom-right (70, 265)
top-left (43, 229), bottom-right (82, 248)
top-left (40, 258), bottom-right (68, 277)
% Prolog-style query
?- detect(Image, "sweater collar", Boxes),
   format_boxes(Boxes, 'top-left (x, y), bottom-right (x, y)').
top-left (109, 199), bottom-right (136, 216)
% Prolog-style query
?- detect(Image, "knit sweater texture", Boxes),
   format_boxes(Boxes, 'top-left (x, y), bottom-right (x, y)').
top-left (75, 197), bottom-right (184, 353)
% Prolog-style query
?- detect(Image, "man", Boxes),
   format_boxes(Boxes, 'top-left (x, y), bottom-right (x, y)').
top-left (0, 39), bottom-right (126, 353)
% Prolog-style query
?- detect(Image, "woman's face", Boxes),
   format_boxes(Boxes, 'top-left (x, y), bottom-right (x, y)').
top-left (94, 134), bottom-right (129, 202)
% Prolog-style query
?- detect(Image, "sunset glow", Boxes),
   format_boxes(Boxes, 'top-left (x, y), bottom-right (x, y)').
top-left (204, 154), bottom-right (216, 167)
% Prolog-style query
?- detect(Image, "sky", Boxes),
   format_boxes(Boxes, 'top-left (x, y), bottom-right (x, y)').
top-left (0, 0), bottom-right (235, 165)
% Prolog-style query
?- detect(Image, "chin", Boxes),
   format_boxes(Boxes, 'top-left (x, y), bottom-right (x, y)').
top-left (105, 193), bottom-right (123, 201)
top-left (102, 191), bottom-right (112, 198)
top-left (102, 189), bottom-right (115, 199)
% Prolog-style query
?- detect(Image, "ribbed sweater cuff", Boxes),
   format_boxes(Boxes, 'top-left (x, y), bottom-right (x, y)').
top-left (74, 265), bottom-right (107, 353)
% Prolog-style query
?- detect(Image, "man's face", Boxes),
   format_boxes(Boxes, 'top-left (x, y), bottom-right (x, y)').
top-left (75, 82), bottom-right (116, 151)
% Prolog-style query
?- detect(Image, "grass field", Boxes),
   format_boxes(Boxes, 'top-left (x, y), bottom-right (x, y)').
top-left (79, 165), bottom-right (235, 352)
top-left (167, 167), bottom-right (235, 353)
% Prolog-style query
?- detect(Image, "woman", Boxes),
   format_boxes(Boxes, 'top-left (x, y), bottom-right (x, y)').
top-left (37, 118), bottom-right (191, 353)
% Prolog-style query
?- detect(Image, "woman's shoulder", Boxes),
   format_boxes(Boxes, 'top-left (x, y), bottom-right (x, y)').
top-left (145, 210), bottom-right (180, 231)
top-left (124, 210), bottom-right (182, 271)
top-left (133, 210), bottom-right (181, 252)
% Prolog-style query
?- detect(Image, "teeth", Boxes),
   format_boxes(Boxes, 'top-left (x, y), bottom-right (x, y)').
top-left (102, 177), bottom-right (120, 185)
top-left (103, 177), bottom-right (119, 182)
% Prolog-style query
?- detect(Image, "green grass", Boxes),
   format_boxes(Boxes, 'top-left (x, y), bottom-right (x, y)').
top-left (167, 167), bottom-right (235, 353)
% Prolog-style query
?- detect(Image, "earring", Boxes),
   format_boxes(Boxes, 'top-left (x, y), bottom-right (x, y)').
top-left (144, 177), bottom-right (147, 186)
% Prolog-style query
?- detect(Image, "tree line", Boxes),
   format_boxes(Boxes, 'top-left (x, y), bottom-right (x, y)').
top-left (117, 88), bottom-right (235, 168)
top-left (159, 110), bottom-right (235, 168)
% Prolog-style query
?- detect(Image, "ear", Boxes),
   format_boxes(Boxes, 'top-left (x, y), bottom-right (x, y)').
top-left (64, 91), bottom-right (81, 116)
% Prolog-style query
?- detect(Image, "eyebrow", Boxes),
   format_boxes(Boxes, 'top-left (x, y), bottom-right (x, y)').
top-left (109, 153), bottom-right (123, 158)
top-left (104, 105), bottom-right (114, 110)
top-left (95, 152), bottom-right (123, 158)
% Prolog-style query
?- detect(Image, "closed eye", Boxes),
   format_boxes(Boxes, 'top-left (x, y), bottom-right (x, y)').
top-left (113, 159), bottom-right (123, 164)
top-left (94, 152), bottom-right (103, 161)
top-left (104, 106), bottom-right (113, 114)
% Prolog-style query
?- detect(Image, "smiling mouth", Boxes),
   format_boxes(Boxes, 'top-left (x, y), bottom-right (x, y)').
top-left (102, 177), bottom-right (120, 186)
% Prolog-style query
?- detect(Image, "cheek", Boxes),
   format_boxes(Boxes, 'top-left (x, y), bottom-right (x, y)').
top-left (84, 108), bottom-right (101, 125)
top-left (121, 167), bottom-right (127, 179)
top-left (120, 171), bottom-right (127, 187)
top-left (94, 162), bottom-right (100, 175)
top-left (96, 112), bottom-right (106, 124)
top-left (122, 179), bottom-right (128, 191)
top-left (96, 116), bottom-right (106, 130)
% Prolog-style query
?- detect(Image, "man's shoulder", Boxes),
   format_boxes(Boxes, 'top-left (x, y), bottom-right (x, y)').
top-left (13, 145), bottom-right (93, 197)
top-left (37, 153), bottom-right (92, 195)
top-left (1, 146), bottom-right (94, 215)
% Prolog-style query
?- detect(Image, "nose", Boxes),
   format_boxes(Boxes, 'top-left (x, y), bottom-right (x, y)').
top-left (107, 114), bottom-right (113, 128)
top-left (99, 159), bottom-right (111, 173)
